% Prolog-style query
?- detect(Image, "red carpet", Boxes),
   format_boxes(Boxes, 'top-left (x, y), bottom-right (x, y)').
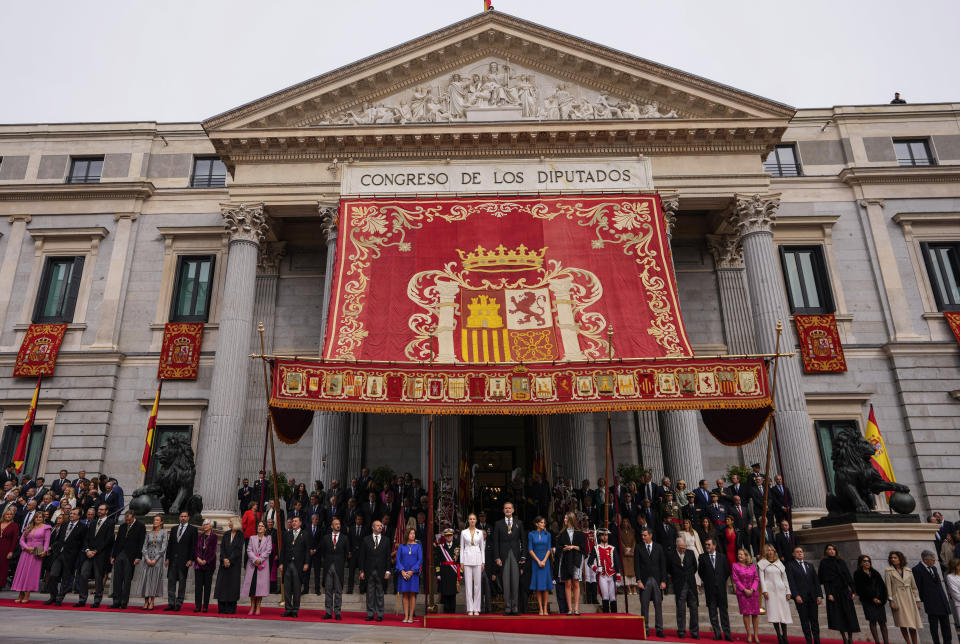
top-left (426, 612), bottom-right (646, 639)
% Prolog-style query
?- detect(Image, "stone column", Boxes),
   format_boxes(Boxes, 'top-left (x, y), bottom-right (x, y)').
top-left (0, 215), bottom-right (31, 335)
top-left (706, 234), bottom-right (766, 469)
top-left (195, 203), bottom-right (269, 517)
top-left (657, 192), bottom-right (704, 487)
top-left (311, 205), bottom-right (352, 489)
top-left (565, 414), bottom-right (590, 486)
top-left (729, 194), bottom-right (827, 519)
top-left (635, 411), bottom-right (664, 482)
top-left (347, 413), bottom-right (365, 481)
top-left (548, 277), bottom-right (586, 361)
top-left (239, 242), bottom-right (286, 480)
top-left (434, 281), bottom-right (459, 363)
top-left (433, 416), bottom-right (461, 482)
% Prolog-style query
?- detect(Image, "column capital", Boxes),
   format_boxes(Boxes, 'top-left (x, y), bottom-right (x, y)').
top-left (858, 198), bottom-right (886, 208)
top-left (659, 190), bottom-right (679, 238)
top-left (706, 234), bottom-right (744, 269)
top-left (257, 241), bottom-right (287, 275)
top-left (8, 215), bottom-right (31, 224)
top-left (319, 203), bottom-right (338, 243)
top-left (729, 193), bottom-right (781, 237)
top-left (221, 202), bottom-right (269, 245)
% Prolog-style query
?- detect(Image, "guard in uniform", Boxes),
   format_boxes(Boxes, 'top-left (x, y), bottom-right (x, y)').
top-left (435, 528), bottom-right (460, 614)
top-left (588, 528), bottom-right (622, 613)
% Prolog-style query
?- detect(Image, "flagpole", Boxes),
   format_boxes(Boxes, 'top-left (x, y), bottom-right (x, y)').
top-left (13, 373), bottom-right (42, 474)
top-left (257, 322), bottom-right (285, 606)
top-left (426, 414), bottom-right (435, 616)
top-left (757, 320), bottom-right (784, 616)
top-left (607, 411), bottom-right (628, 614)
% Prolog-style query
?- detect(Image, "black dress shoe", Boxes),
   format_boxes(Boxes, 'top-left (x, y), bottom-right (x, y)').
top-left (692, 634), bottom-right (700, 639)
top-left (55, 601), bottom-right (62, 607)
top-left (193, 606), bottom-right (202, 613)
top-left (282, 610), bottom-right (291, 617)
top-left (678, 632), bottom-right (686, 639)
top-left (376, 616), bottom-right (383, 622)
top-left (365, 616), bottom-right (374, 621)
top-left (656, 629), bottom-right (665, 638)
top-left (725, 636), bottom-right (734, 642)
top-left (202, 607), bottom-right (208, 613)
top-left (714, 633), bottom-right (722, 641)
top-left (335, 613), bottom-right (342, 620)
top-left (110, 603), bottom-right (120, 609)
top-left (163, 605), bottom-right (176, 611)
top-left (74, 601), bottom-right (85, 608)
top-left (91, 602), bottom-right (101, 609)
top-left (323, 613), bottom-right (332, 619)
top-left (292, 612), bottom-right (299, 618)
top-left (44, 598), bottom-right (56, 605)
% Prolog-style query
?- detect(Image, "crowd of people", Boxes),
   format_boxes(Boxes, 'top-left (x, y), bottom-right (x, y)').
top-left (2, 461), bottom-right (960, 644)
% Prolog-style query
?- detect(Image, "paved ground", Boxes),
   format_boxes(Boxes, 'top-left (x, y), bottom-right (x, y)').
top-left (0, 606), bottom-right (636, 644)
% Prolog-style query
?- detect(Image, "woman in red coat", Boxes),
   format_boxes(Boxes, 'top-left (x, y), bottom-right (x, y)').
top-left (0, 507), bottom-right (20, 589)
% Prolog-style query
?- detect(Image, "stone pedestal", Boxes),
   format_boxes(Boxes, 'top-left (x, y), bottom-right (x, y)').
top-left (797, 521), bottom-right (939, 571)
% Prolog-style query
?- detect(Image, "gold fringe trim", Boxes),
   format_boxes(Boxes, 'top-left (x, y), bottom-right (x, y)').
top-left (269, 396), bottom-right (773, 416)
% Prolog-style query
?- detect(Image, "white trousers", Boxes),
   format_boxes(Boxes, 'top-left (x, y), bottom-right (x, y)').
top-left (598, 575), bottom-right (617, 601)
top-left (463, 564), bottom-right (482, 613)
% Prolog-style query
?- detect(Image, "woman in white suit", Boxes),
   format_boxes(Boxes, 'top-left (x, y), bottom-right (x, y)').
top-left (460, 512), bottom-right (486, 615)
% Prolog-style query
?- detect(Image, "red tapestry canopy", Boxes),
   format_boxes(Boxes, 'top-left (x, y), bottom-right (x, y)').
top-left (324, 194), bottom-right (693, 363)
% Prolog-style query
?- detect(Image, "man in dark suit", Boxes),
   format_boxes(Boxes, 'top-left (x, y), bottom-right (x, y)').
top-left (729, 495), bottom-right (752, 531)
top-left (641, 497), bottom-right (657, 528)
top-left (33, 477), bottom-right (50, 502)
top-left (51, 470), bottom-right (70, 500)
top-left (346, 513), bottom-right (368, 593)
top-left (360, 491), bottom-right (381, 528)
top-left (694, 479), bottom-right (712, 512)
top-left (359, 519), bottom-right (391, 621)
top-left (0, 463), bottom-right (16, 487)
top-left (657, 519), bottom-right (678, 554)
top-left (252, 470), bottom-right (269, 505)
top-left (711, 479), bottom-right (733, 509)
top-left (634, 527), bottom-right (667, 637)
top-left (237, 478), bottom-right (253, 512)
top-left (46, 507), bottom-right (86, 606)
top-left (746, 475), bottom-right (766, 523)
top-left (321, 517), bottom-right (349, 619)
top-left (307, 494), bottom-right (322, 521)
top-left (639, 472), bottom-right (656, 505)
top-left (278, 516), bottom-right (310, 618)
top-left (699, 537), bottom-right (733, 641)
top-left (581, 495), bottom-right (600, 527)
top-left (492, 501), bottom-right (525, 615)
top-left (164, 511), bottom-right (198, 611)
top-left (110, 510), bottom-right (146, 609)
top-left (786, 546), bottom-right (822, 644)
top-left (913, 550), bottom-right (953, 644)
top-left (306, 512), bottom-right (324, 594)
top-left (653, 476), bottom-right (673, 506)
top-left (76, 503), bottom-right (114, 608)
top-left (71, 469), bottom-right (89, 493)
top-left (620, 492), bottom-right (639, 530)
top-left (415, 511), bottom-right (429, 545)
top-left (407, 478), bottom-right (426, 506)
top-left (774, 520), bottom-right (797, 562)
top-left (356, 468), bottom-right (371, 496)
top-left (770, 475), bottom-right (792, 524)
top-left (725, 474), bottom-right (744, 501)
top-left (670, 536), bottom-right (700, 639)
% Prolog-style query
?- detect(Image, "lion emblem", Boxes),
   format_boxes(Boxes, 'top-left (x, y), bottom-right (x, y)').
top-left (826, 425), bottom-right (908, 515)
top-left (509, 292), bottom-right (547, 326)
top-left (131, 434), bottom-right (203, 516)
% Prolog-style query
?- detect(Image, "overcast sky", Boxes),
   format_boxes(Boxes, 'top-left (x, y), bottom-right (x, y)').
top-left (2, 0), bottom-right (958, 124)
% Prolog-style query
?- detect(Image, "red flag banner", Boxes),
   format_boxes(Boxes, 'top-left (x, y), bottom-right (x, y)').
top-left (323, 195), bottom-right (693, 364)
top-left (14, 375), bottom-right (41, 473)
top-left (158, 323), bottom-right (204, 380)
top-left (13, 323), bottom-right (67, 377)
top-left (943, 311), bottom-right (960, 346)
top-left (794, 314), bottom-right (847, 373)
top-left (270, 357), bottom-right (771, 415)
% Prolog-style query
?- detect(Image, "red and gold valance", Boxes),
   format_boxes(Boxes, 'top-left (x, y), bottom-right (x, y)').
top-left (13, 323), bottom-right (68, 377)
top-left (323, 194), bottom-right (693, 365)
top-left (269, 357), bottom-right (772, 416)
top-left (794, 314), bottom-right (847, 373)
top-left (943, 312), bottom-right (960, 347)
top-left (158, 323), bottom-right (204, 380)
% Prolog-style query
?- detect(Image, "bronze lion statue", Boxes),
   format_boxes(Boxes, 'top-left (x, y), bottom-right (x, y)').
top-left (131, 434), bottom-right (203, 516)
top-left (826, 425), bottom-right (908, 515)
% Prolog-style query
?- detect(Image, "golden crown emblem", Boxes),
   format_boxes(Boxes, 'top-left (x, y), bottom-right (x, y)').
top-left (456, 244), bottom-right (546, 272)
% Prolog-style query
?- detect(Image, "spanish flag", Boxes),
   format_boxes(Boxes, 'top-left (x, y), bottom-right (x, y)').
top-left (865, 404), bottom-right (896, 498)
top-left (484, 1), bottom-right (494, 11)
top-left (13, 375), bottom-right (41, 473)
top-left (141, 378), bottom-right (163, 472)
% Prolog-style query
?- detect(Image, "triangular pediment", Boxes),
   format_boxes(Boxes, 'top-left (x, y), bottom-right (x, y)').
top-left (203, 11), bottom-right (794, 133)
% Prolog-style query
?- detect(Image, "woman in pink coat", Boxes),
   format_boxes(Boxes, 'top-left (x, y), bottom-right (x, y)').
top-left (12, 512), bottom-right (52, 602)
top-left (733, 548), bottom-right (762, 643)
top-left (240, 521), bottom-right (272, 616)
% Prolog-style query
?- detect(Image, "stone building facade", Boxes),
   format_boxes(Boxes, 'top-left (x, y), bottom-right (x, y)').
top-left (0, 12), bottom-right (957, 523)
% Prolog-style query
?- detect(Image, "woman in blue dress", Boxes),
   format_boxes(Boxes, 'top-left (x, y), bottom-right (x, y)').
top-left (528, 515), bottom-right (553, 615)
top-left (396, 527), bottom-right (422, 623)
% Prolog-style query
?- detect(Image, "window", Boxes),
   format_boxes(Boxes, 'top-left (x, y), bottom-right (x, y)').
top-left (0, 424), bottom-right (46, 479)
top-left (144, 425), bottom-right (193, 486)
top-left (32, 256), bottom-right (85, 323)
top-left (815, 419), bottom-right (860, 496)
top-left (894, 139), bottom-right (934, 167)
top-left (190, 157), bottom-right (227, 188)
top-left (169, 255), bottom-right (215, 322)
top-left (921, 241), bottom-right (960, 311)
top-left (779, 245), bottom-right (835, 314)
top-left (66, 157), bottom-right (103, 183)
top-left (763, 144), bottom-right (801, 177)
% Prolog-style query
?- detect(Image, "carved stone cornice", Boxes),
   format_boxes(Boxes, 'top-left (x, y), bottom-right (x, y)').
top-left (659, 190), bottom-right (679, 238)
top-left (706, 234), bottom-right (744, 269)
top-left (257, 241), bottom-right (287, 275)
top-left (319, 203), bottom-right (338, 243)
top-left (0, 181), bottom-right (156, 202)
top-left (221, 202), bottom-right (269, 246)
top-left (729, 193), bottom-right (781, 237)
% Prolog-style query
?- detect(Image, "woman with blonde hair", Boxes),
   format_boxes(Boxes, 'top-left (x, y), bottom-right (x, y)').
top-left (60, 485), bottom-right (77, 510)
top-left (620, 518), bottom-right (637, 594)
top-left (11, 511), bottom-right (51, 602)
top-left (241, 520), bottom-right (272, 616)
top-left (759, 543), bottom-right (792, 644)
top-left (0, 506), bottom-right (20, 591)
top-left (733, 548), bottom-right (761, 643)
top-left (675, 480), bottom-right (690, 508)
top-left (135, 513), bottom-right (167, 610)
top-left (214, 517), bottom-right (244, 614)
